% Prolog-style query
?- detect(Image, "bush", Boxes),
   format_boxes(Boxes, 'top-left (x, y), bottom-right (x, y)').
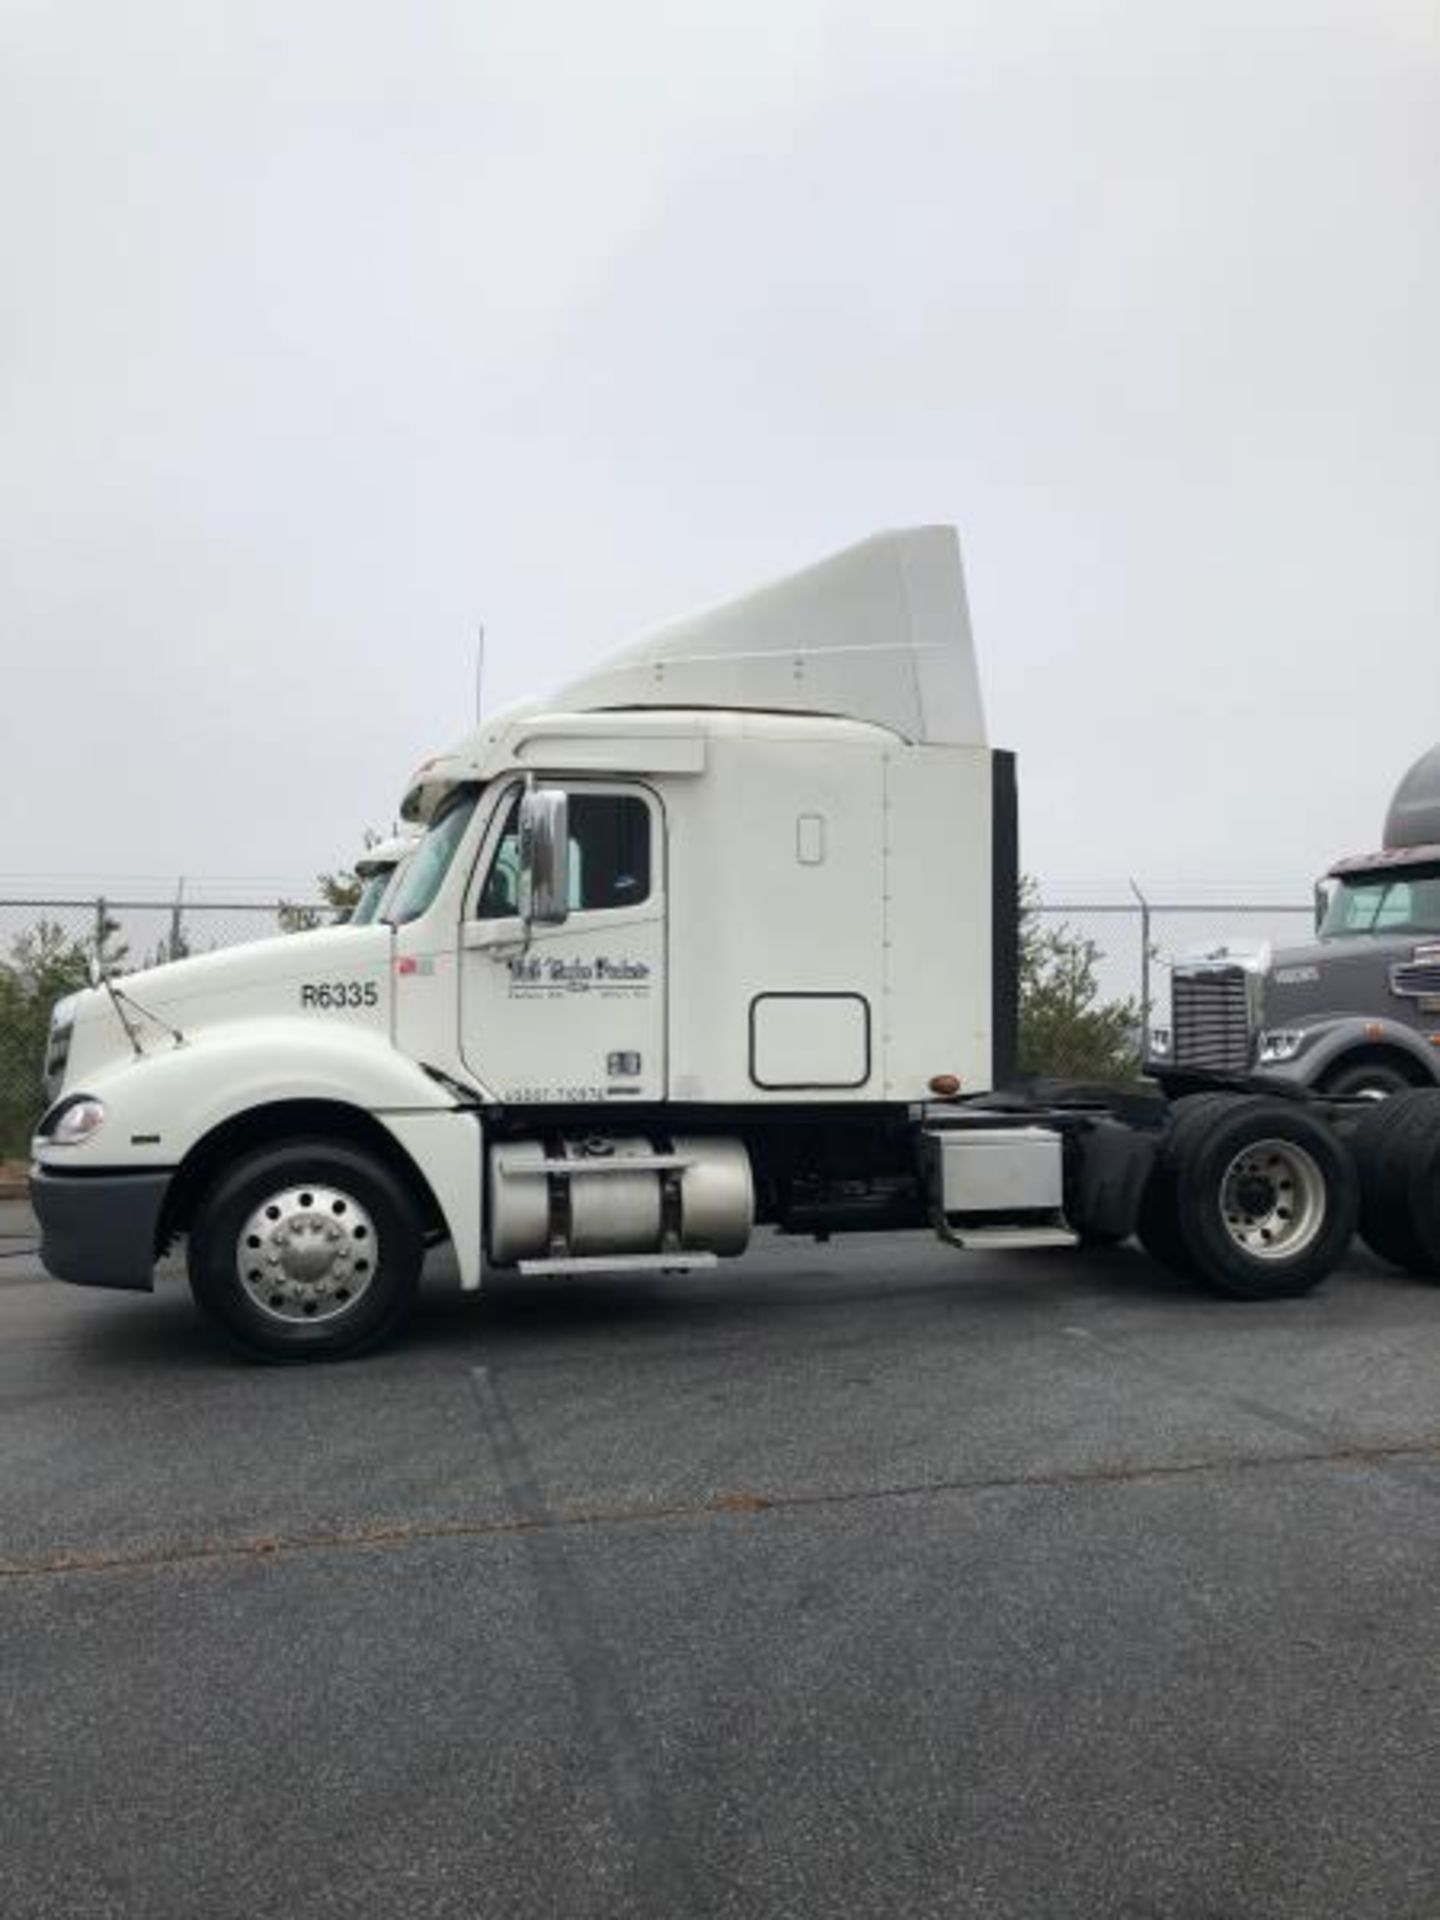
top-left (0, 920), bottom-right (94, 1155)
top-left (1017, 880), bottom-right (1142, 1082)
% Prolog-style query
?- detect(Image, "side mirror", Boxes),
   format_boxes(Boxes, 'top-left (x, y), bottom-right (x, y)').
top-left (1313, 879), bottom-right (1332, 935)
top-left (518, 788), bottom-right (569, 926)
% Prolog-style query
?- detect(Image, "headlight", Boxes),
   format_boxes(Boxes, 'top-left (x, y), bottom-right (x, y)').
top-left (1258, 1029), bottom-right (1307, 1064)
top-left (47, 1096), bottom-right (107, 1145)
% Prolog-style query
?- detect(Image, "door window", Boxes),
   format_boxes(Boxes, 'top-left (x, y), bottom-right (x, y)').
top-left (476, 790), bottom-right (652, 919)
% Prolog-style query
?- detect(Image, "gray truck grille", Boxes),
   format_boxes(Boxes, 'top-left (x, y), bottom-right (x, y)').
top-left (1171, 967), bottom-right (1253, 1074)
top-left (1392, 948), bottom-right (1440, 1000)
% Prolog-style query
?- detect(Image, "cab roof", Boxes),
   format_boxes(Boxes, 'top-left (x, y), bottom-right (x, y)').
top-left (401, 527), bottom-right (985, 822)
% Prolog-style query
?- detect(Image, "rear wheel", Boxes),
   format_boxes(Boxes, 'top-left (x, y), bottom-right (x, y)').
top-left (1352, 1089), bottom-right (1440, 1276)
top-left (1144, 1096), bottom-right (1356, 1298)
top-left (1077, 1225), bottom-right (1129, 1249)
top-left (1404, 1098), bottom-right (1440, 1273)
top-left (188, 1139), bottom-right (424, 1361)
top-left (1136, 1093), bottom-right (1249, 1278)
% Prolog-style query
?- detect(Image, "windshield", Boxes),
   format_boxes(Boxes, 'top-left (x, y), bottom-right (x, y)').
top-left (1319, 864), bottom-right (1440, 940)
top-left (347, 868), bottom-right (393, 926)
top-left (384, 788), bottom-right (480, 926)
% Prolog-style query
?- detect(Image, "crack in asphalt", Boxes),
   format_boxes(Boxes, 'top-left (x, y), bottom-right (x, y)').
top-left (1059, 1321), bottom-right (1440, 1507)
top-left (6, 1431), bottom-right (1440, 1582)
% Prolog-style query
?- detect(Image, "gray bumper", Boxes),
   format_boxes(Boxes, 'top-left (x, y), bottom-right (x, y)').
top-left (30, 1166), bottom-right (172, 1292)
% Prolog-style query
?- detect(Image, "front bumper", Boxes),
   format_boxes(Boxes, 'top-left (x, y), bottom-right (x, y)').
top-left (30, 1165), bottom-right (172, 1292)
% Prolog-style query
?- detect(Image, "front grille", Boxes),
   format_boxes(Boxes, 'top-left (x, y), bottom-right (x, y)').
top-left (1392, 947), bottom-right (1440, 1000)
top-left (1171, 966), bottom-right (1253, 1074)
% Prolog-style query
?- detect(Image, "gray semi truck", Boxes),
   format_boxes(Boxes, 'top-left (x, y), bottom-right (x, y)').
top-left (1152, 745), bottom-right (1440, 1100)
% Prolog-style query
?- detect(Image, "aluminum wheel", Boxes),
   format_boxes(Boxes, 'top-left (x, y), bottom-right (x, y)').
top-left (236, 1183), bottom-right (379, 1325)
top-left (1218, 1138), bottom-right (1326, 1262)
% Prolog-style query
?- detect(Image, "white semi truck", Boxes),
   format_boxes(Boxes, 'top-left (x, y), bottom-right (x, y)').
top-left (29, 529), bottom-right (1440, 1359)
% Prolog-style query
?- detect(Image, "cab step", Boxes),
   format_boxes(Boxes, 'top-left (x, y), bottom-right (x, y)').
top-left (944, 1225), bottom-right (1080, 1252)
top-left (517, 1251), bottom-right (721, 1277)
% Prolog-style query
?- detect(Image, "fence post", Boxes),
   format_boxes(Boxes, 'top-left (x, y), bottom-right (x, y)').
top-left (1128, 878), bottom-right (1152, 1039)
top-left (94, 895), bottom-right (107, 966)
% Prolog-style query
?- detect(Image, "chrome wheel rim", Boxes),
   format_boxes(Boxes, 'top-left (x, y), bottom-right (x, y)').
top-left (236, 1184), bottom-right (378, 1325)
top-left (1218, 1139), bottom-right (1326, 1262)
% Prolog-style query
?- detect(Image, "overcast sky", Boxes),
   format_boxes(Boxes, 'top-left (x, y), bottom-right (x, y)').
top-left (2, 0), bottom-right (1437, 901)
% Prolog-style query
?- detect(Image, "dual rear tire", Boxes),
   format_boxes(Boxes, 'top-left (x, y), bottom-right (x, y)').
top-left (1137, 1094), bottom-right (1358, 1299)
top-left (1351, 1090), bottom-right (1440, 1277)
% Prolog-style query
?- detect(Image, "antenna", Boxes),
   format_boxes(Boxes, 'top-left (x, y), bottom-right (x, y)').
top-left (475, 623), bottom-right (486, 723)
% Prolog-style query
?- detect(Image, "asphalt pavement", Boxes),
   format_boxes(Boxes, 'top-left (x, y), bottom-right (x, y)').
top-left (4, 1196), bottom-right (1440, 1919)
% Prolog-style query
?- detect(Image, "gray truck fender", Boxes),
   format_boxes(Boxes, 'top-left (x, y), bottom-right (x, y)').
top-left (1277, 1016), bottom-right (1440, 1090)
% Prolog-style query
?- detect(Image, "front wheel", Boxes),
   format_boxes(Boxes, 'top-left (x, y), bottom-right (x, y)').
top-left (188, 1139), bottom-right (424, 1361)
top-left (1319, 1060), bottom-right (1419, 1102)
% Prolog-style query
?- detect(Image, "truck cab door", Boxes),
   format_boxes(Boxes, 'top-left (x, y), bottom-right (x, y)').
top-left (459, 780), bottom-right (666, 1105)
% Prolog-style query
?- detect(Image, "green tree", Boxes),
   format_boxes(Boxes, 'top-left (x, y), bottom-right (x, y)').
top-left (277, 835), bottom-right (377, 933)
top-left (0, 919), bottom-right (95, 1155)
top-left (1017, 880), bottom-right (1143, 1082)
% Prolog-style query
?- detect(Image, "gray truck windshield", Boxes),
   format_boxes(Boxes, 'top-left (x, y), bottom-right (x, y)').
top-left (385, 789), bottom-right (480, 926)
top-left (1320, 864), bottom-right (1440, 939)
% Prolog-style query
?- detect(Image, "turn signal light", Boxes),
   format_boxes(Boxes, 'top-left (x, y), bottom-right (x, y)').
top-left (928, 1073), bottom-right (962, 1098)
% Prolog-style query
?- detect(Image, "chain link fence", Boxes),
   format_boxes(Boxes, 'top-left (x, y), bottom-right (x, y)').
top-left (1046, 898), bottom-right (1317, 1021)
top-left (0, 894), bottom-right (326, 1156)
top-left (0, 889), bottom-right (1315, 1156)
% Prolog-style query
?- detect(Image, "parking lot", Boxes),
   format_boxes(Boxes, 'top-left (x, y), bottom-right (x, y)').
top-left (4, 1197), bottom-right (1440, 1919)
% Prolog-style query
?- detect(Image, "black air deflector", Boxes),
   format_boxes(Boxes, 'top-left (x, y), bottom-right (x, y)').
top-left (990, 750), bottom-right (1019, 1090)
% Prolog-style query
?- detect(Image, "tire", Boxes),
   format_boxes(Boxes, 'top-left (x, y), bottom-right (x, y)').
top-left (187, 1138), bottom-right (424, 1362)
top-left (1163, 1098), bottom-right (1357, 1300)
top-left (1077, 1225), bottom-right (1129, 1249)
top-left (1404, 1095), bottom-right (1440, 1274)
top-left (1353, 1089), bottom-right (1440, 1276)
top-left (1136, 1093), bottom-right (1252, 1278)
top-left (1319, 1060), bottom-right (1419, 1101)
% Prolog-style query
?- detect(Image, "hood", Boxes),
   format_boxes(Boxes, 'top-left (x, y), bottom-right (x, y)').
top-left (1262, 931), bottom-right (1414, 1024)
top-left (118, 923), bottom-right (391, 1015)
top-left (64, 924), bottom-right (394, 1084)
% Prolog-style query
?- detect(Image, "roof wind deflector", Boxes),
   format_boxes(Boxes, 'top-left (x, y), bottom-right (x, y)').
top-left (546, 527), bottom-right (988, 747)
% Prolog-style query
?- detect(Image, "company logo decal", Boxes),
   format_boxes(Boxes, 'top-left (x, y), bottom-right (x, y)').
top-left (506, 955), bottom-right (651, 997)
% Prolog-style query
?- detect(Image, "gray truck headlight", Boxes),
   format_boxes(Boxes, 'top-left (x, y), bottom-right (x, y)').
top-left (1258, 1029), bottom-right (1306, 1064)
top-left (48, 1096), bottom-right (107, 1145)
